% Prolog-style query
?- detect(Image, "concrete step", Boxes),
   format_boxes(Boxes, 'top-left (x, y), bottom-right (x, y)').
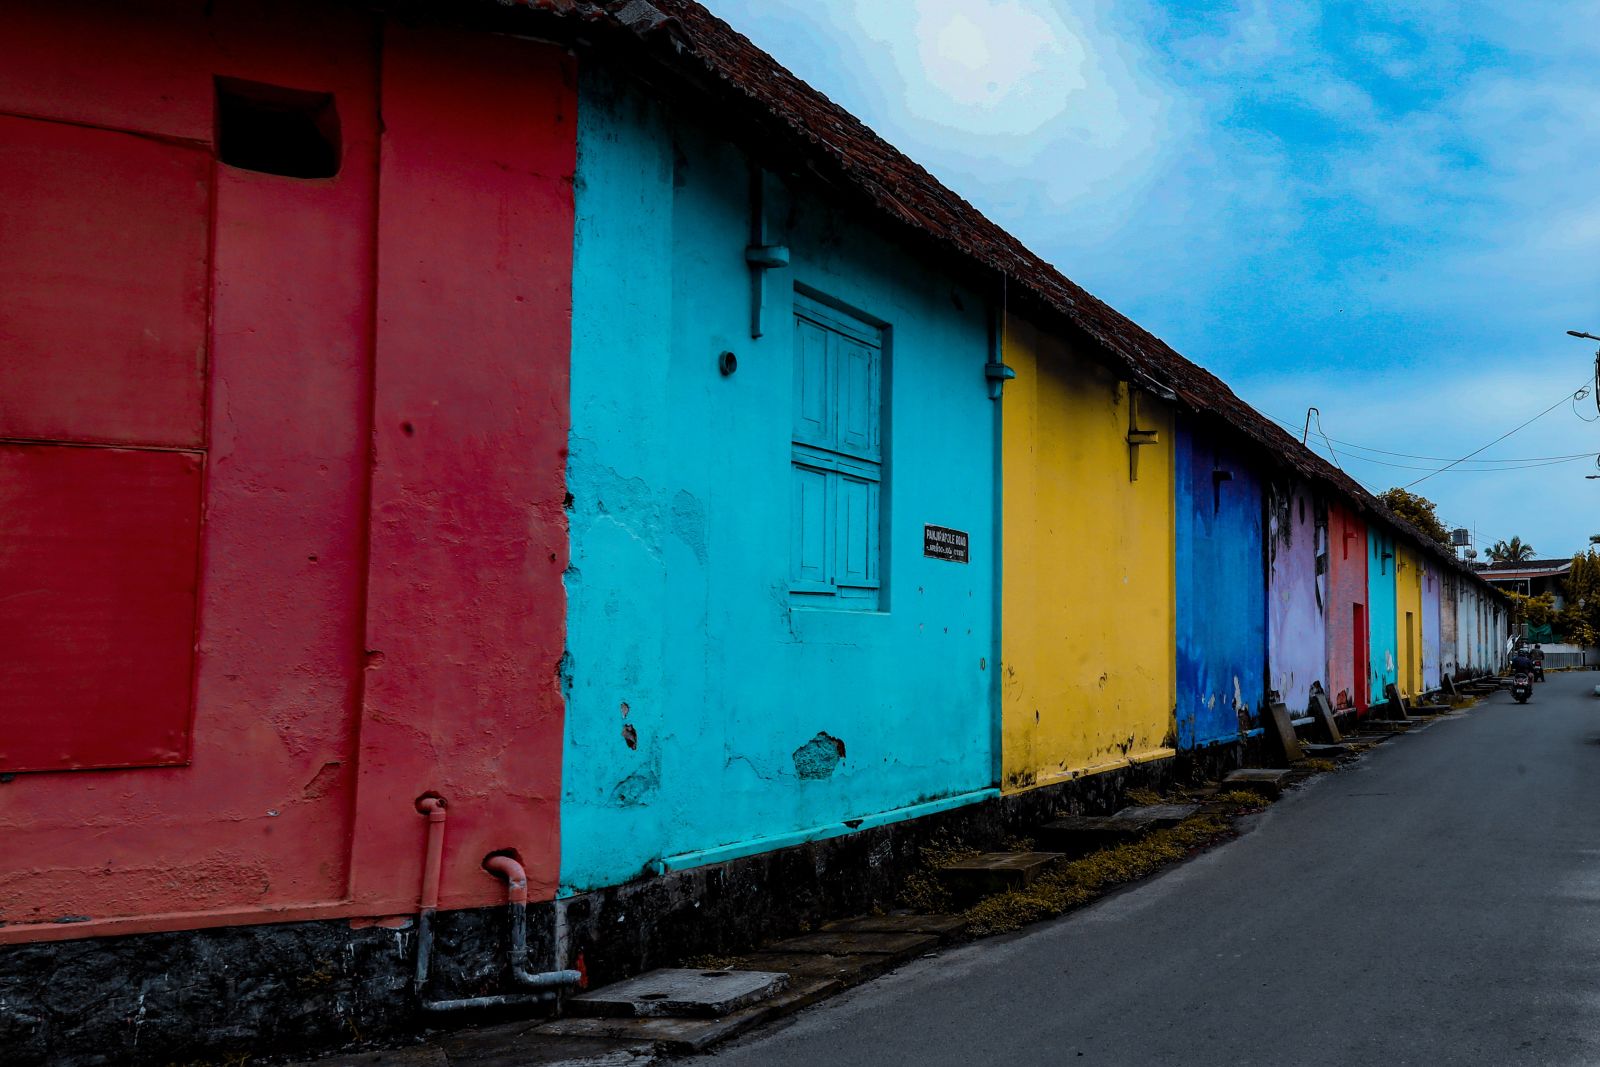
top-left (1301, 742), bottom-right (1354, 758)
top-left (818, 913), bottom-right (968, 940)
top-left (1113, 803), bottom-right (1201, 828)
top-left (742, 936), bottom-right (940, 992)
top-left (764, 930), bottom-right (938, 957)
top-left (567, 968), bottom-right (787, 1019)
top-left (1036, 803), bottom-right (1201, 852)
top-left (739, 950), bottom-right (895, 992)
top-left (537, 978), bottom-right (832, 1054)
top-left (1362, 718), bottom-right (1413, 731)
top-left (1035, 815), bottom-right (1149, 853)
top-left (1223, 768), bottom-right (1293, 799)
top-left (1410, 702), bottom-right (1451, 715)
top-left (937, 851), bottom-right (1063, 897)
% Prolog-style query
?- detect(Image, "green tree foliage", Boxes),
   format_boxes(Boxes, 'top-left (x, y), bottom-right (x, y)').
top-left (1486, 536), bottom-right (1537, 563)
top-left (1558, 550), bottom-right (1600, 647)
top-left (1378, 488), bottom-right (1452, 547)
top-left (1506, 590), bottom-right (1556, 630)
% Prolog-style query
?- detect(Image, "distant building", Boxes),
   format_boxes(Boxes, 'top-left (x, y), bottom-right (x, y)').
top-left (1480, 559), bottom-right (1572, 609)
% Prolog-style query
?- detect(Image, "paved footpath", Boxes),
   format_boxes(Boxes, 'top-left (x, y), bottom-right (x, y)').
top-left (711, 673), bottom-right (1600, 1067)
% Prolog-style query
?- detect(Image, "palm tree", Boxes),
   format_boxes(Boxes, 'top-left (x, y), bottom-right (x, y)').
top-left (1487, 536), bottom-right (1537, 564)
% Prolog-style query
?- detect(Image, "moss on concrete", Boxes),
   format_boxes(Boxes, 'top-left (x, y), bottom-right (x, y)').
top-left (962, 813), bottom-right (1237, 936)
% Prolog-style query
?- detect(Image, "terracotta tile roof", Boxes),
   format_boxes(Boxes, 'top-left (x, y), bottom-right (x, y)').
top-left (1482, 560), bottom-right (1573, 579)
top-left (504, 0), bottom-right (1502, 596)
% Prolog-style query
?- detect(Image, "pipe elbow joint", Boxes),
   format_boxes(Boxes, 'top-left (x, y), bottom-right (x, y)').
top-left (415, 795), bottom-right (448, 821)
top-left (511, 967), bottom-right (584, 992)
top-left (484, 854), bottom-right (530, 902)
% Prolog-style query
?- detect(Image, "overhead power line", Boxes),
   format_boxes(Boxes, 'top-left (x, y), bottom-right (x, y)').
top-left (1327, 454), bottom-right (1594, 474)
top-left (1262, 411), bottom-right (1595, 464)
top-left (1403, 381), bottom-right (1594, 490)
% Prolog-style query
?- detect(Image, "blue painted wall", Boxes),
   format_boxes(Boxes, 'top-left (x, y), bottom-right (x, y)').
top-left (1174, 417), bottom-right (1266, 748)
top-left (560, 66), bottom-right (999, 894)
top-left (1367, 526), bottom-right (1399, 701)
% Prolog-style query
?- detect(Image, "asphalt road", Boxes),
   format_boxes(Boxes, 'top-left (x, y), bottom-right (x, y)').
top-left (711, 673), bottom-right (1600, 1067)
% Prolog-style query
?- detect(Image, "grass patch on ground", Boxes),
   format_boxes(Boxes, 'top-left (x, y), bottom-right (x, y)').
top-left (897, 831), bottom-right (981, 913)
top-left (683, 953), bottom-right (747, 970)
top-left (1299, 758), bottom-right (1338, 772)
top-left (962, 813), bottom-right (1236, 936)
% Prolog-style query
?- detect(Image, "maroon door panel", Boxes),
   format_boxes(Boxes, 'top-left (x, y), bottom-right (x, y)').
top-left (0, 444), bottom-right (203, 772)
top-left (0, 113), bottom-right (210, 448)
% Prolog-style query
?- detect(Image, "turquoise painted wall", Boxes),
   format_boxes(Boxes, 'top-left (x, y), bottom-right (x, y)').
top-left (1367, 527), bottom-right (1399, 701)
top-left (560, 67), bottom-right (999, 894)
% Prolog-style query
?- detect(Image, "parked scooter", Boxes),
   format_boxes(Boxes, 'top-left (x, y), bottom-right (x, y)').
top-left (1511, 671), bottom-right (1534, 704)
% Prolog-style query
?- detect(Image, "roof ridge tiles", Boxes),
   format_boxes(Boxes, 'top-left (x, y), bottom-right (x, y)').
top-left (509, 0), bottom-right (1503, 596)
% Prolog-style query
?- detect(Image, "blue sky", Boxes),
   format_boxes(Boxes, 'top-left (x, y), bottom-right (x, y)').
top-left (705, 0), bottom-right (1600, 559)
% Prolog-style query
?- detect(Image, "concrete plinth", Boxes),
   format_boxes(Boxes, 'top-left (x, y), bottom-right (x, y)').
top-left (765, 930), bottom-right (938, 957)
top-left (819, 914), bottom-right (968, 939)
top-left (1035, 815), bottom-right (1147, 853)
top-left (1264, 700), bottom-right (1305, 764)
top-left (1310, 691), bottom-right (1343, 743)
top-left (567, 969), bottom-right (787, 1019)
top-left (1381, 683), bottom-right (1411, 721)
top-left (937, 852), bottom-right (1063, 897)
top-left (1113, 803), bottom-right (1199, 828)
top-left (1223, 768), bottom-right (1292, 799)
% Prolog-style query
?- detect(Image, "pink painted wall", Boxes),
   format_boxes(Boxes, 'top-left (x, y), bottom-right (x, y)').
top-left (0, 1), bottom-right (574, 941)
top-left (1325, 502), bottom-right (1370, 713)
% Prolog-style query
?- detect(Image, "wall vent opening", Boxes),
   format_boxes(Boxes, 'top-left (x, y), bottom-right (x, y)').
top-left (215, 77), bottom-right (340, 179)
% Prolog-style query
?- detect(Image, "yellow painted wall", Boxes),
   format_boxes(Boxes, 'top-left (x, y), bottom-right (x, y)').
top-left (1395, 542), bottom-right (1424, 697)
top-left (1001, 316), bottom-right (1176, 792)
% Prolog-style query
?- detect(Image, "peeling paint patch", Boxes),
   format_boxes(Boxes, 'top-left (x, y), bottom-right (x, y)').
top-left (670, 489), bottom-right (708, 564)
top-left (792, 732), bottom-right (846, 780)
top-left (301, 761), bottom-right (342, 801)
top-left (620, 701), bottom-right (637, 748)
top-left (611, 768), bottom-right (658, 806)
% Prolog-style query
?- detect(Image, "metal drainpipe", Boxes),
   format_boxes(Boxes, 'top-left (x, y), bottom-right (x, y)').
top-left (482, 856), bottom-right (585, 993)
top-left (411, 799), bottom-right (582, 1014)
top-left (412, 796), bottom-right (447, 995)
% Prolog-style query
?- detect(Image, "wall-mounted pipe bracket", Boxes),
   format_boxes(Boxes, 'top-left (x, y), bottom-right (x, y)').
top-left (1126, 386), bottom-right (1162, 481)
top-left (984, 361), bottom-right (1015, 401)
top-left (746, 168), bottom-right (789, 338)
top-left (1211, 467), bottom-right (1233, 512)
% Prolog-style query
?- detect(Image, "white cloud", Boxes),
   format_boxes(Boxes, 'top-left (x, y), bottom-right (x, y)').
top-left (700, 0), bottom-right (1600, 550)
top-left (1241, 364), bottom-right (1600, 557)
top-left (707, 0), bottom-right (1178, 244)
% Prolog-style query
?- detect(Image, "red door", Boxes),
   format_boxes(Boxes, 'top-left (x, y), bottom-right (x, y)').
top-left (1353, 603), bottom-right (1368, 712)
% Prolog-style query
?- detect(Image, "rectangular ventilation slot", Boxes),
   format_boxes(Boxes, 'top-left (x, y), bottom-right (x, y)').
top-left (216, 77), bottom-right (340, 179)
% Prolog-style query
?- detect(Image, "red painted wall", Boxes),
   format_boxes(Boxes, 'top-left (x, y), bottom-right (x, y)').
top-left (0, 1), bottom-right (574, 940)
top-left (349, 24), bottom-right (576, 912)
top-left (1326, 502), bottom-right (1370, 714)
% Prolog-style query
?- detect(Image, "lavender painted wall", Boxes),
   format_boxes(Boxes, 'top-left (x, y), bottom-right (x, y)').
top-left (1268, 479), bottom-right (1327, 714)
top-left (1422, 561), bottom-right (1442, 691)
